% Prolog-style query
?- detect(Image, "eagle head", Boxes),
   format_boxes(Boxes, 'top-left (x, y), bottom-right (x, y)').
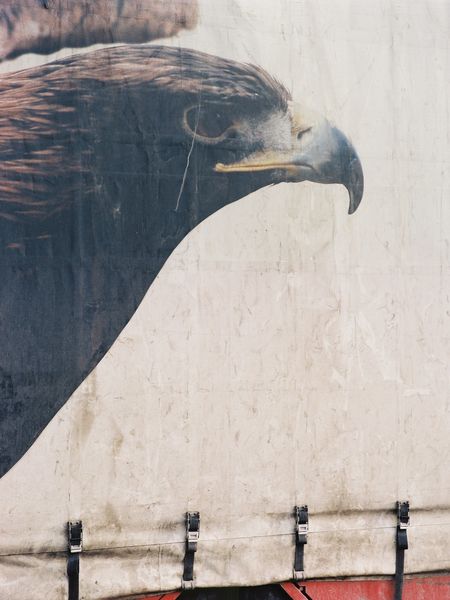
top-left (0, 45), bottom-right (363, 245)
top-left (140, 46), bottom-right (364, 218)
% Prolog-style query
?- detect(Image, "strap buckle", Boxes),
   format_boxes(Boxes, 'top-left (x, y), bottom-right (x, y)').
top-left (187, 530), bottom-right (199, 551)
top-left (295, 505), bottom-right (309, 542)
top-left (182, 511), bottom-right (200, 589)
top-left (186, 512), bottom-right (200, 551)
top-left (68, 521), bottom-right (83, 554)
top-left (395, 501), bottom-right (410, 599)
top-left (67, 521), bottom-right (83, 600)
top-left (396, 501), bottom-right (409, 553)
top-left (293, 505), bottom-right (308, 581)
top-left (397, 501), bottom-right (410, 530)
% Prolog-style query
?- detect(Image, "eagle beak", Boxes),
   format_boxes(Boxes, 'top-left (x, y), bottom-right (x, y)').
top-left (215, 103), bottom-right (364, 214)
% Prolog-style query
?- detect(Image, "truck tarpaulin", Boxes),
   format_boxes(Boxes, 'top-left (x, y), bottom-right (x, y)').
top-left (0, 1), bottom-right (449, 599)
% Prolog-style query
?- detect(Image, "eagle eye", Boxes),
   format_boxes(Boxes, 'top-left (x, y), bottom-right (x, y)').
top-left (183, 105), bottom-right (236, 143)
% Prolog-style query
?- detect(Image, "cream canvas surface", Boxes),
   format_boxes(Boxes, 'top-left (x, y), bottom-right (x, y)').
top-left (0, 1), bottom-right (449, 598)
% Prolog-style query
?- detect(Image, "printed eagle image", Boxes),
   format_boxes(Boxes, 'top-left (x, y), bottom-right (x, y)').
top-left (0, 0), bottom-right (199, 59)
top-left (0, 45), bottom-right (363, 477)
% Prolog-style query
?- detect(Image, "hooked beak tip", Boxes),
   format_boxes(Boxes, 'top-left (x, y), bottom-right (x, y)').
top-left (345, 156), bottom-right (364, 215)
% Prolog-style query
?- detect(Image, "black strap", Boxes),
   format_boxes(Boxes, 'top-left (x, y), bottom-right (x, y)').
top-left (67, 555), bottom-right (80, 600)
top-left (293, 505), bottom-right (308, 580)
top-left (182, 511), bottom-right (200, 589)
top-left (67, 521), bottom-right (83, 600)
top-left (394, 501), bottom-right (409, 600)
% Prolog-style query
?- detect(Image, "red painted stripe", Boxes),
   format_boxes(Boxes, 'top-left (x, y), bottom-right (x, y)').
top-left (283, 575), bottom-right (450, 600)
top-left (129, 577), bottom-right (450, 600)
top-left (139, 592), bottom-right (182, 600)
top-left (280, 582), bottom-right (310, 600)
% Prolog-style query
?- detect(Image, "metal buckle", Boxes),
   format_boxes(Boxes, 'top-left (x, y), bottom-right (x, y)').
top-left (399, 519), bottom-right (410, 530)
top-left (293, 569), bottom-right (305, 580)
top-left (187, 530), bottom-right (199, 542)
top-left (397, 501), bottom-right (410, 529)
top-left (295, 505), bottom-right (309, 541)
top-left (186, 512), bottom-right (200, 551)
top-left (182, 578), bottom-right (196, 590)
top-left (68, 521), bottom-right (83, 554)
top-left (187, 530), bottom-right (199, 551)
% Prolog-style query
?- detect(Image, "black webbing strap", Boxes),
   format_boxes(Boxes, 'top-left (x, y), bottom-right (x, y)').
top-left (67, 521), bottom-right (83, 600)
top-left (293, 505), bottom-right (309, 580)
top-left (394, 501), bottom-right (409, 600)
top-left (182, 511), bottom-right (200, 589)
